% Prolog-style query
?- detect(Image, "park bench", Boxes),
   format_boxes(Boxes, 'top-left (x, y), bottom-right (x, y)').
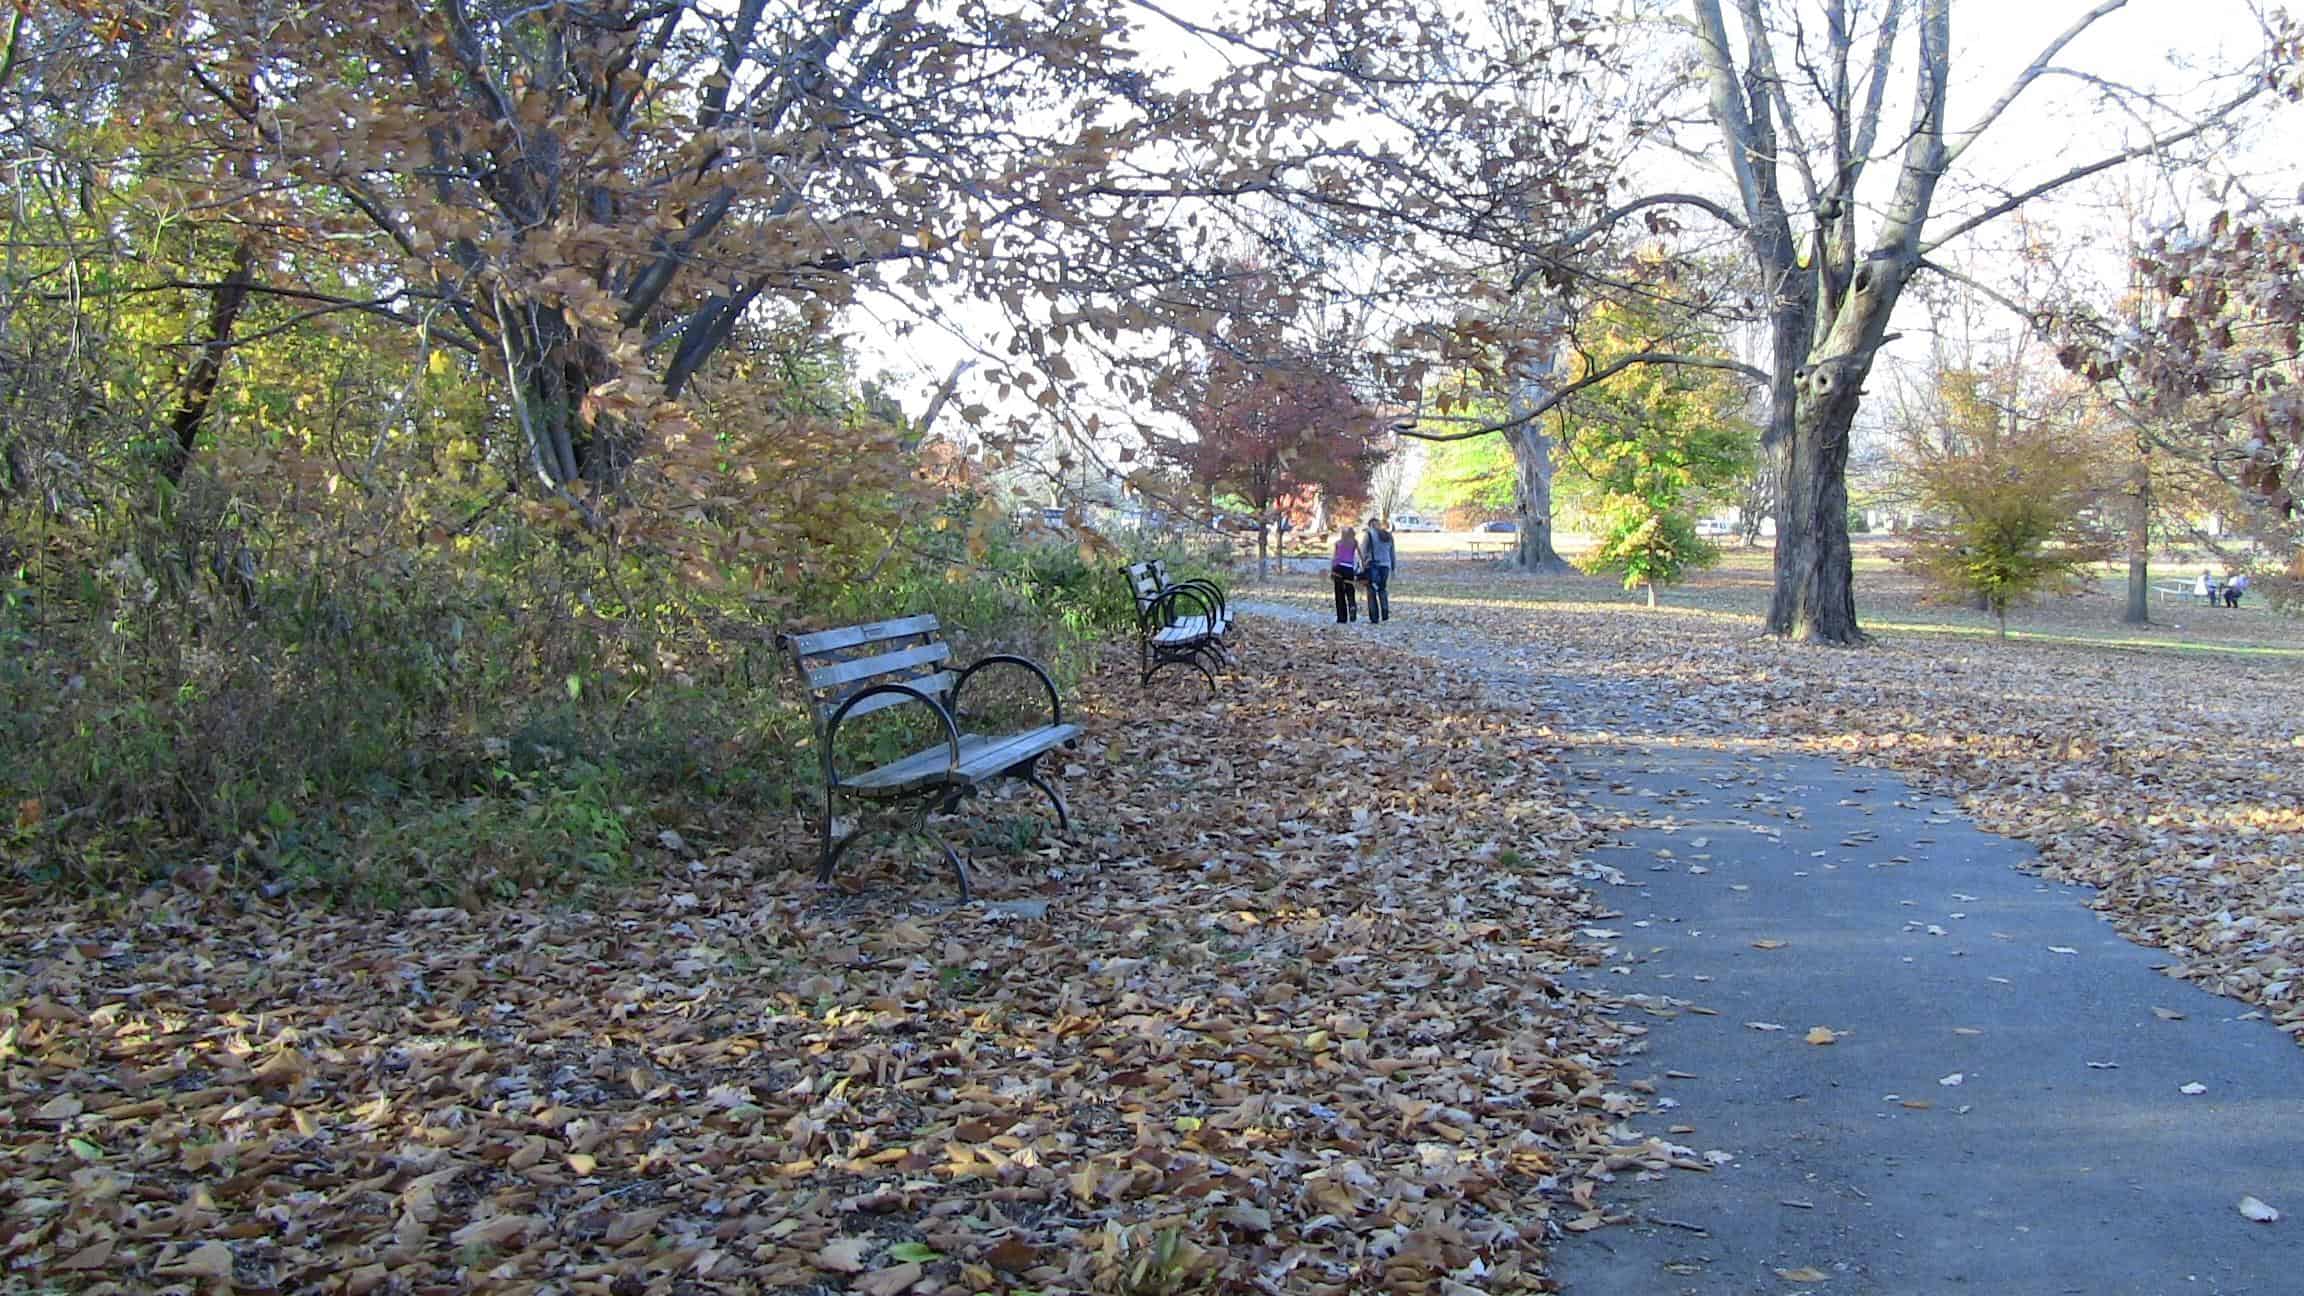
top-left (1123, 560), bottom-right (1232, 692)
top-left (777, 614), bottom-right (1079, 900)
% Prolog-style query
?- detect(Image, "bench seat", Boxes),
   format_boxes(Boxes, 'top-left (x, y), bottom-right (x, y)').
top-left (843, 723), bottom-right (1083, 793)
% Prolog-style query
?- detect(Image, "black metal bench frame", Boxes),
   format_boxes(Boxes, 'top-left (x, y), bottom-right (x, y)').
top-left (778, 615), bottom-right (1079, 900)
top-left (1123, 560), bottom-right (1233, 692)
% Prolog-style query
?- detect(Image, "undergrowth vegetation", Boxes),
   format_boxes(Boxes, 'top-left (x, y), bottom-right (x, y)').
top-left (0, 337), bottom-right (1215, 907)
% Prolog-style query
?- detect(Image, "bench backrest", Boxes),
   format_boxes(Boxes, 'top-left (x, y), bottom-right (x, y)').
top-left (1122, 562), bottom-right (1165, 610)
top-left (778, 614), bottom-right (955, 732)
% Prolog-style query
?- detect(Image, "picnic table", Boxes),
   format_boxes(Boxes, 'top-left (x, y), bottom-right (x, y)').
top-left (2153, 580), bottom-right (2221, 604)
top-left (1462, 537), bottom-right (1515, 558)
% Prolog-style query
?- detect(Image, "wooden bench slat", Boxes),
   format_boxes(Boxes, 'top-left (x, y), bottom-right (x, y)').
top-left (787, 614), bottom-right (943, 657)
top-left (842, 724), bottom-right (1082, 792)
top-left (805, 640), bottom-right (952, 691)
top-left (826, 670), bottom-right (956, 722)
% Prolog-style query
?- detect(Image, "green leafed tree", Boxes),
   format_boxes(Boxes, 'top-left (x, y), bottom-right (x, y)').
top-left (1583, 504), bottom-right (1717, 607)
top-left (1562, 301), bottom-right (1754, 605)
top-left (1414, 432), bottom-right (1516, 520)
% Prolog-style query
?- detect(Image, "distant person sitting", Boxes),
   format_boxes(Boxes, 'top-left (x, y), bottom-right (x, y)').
top-left (2224, 572), bottom-right (2250, 608)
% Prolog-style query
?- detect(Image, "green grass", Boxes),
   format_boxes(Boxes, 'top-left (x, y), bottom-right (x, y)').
top-left (1235, 534), bottom-right (2304, 662)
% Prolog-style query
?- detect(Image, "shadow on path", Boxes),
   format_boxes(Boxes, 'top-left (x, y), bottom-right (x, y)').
top-left (1236, 601), bottom-right (2304, 1296)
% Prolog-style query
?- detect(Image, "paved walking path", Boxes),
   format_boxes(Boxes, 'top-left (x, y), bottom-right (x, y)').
top-left (1235, 599), bottom-right (2304, 1296)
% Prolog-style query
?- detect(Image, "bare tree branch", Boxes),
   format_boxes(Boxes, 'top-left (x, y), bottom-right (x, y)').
top-left (1921, 82), bottom-right (2265, 255)
top-left (1395, 351), bottom-right (1771, 443)
top-left (1941, 0), bottom-right (2127, 168)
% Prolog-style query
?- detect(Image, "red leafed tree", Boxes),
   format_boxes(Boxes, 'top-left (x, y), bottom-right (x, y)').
top-left (1157, 343), bottom-right (1381, 578)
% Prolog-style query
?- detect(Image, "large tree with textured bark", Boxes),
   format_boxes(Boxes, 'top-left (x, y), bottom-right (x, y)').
top-left (1681, 0), bottom-right (2275, 641)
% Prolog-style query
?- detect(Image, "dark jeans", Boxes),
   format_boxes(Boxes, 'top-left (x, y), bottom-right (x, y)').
top-left (1331, 565), bottom-right (1358, 622)
top-left (1365, 563), bottom-right (1391, 622)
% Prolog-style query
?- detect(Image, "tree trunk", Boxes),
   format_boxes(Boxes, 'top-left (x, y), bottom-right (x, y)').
top-left (160, 235), bottom-right (258, 486)
top-left (1738, 460), bottom-right (1776, 548)
top-left (1504, 425), bottom-right (1573, 572)
top-left (2122, 453), bottom-right (2152, 625)
top-left (1505, 337), bottom-right (1574, 573)
top-left (1764, 350), bottom-right (1867, 644)
top-left (1645, 581), bottom-right (1657, 608)
top-left (496, 294), bottom-right (633, 490)
top-left (1257, 514), bottom-right (1270, 581)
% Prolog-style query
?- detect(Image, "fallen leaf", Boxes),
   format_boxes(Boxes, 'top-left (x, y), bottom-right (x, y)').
top-left (449, 1214), bottom-right (536, 1246)
top-left (1775, 1266), bottom-right (1832, 1281)
top-left (815, 1237), bottom-right (872, 1273)
top-left (853, 1260), bottom-right (925, 1295)
top-left (982, 1236), bottom-right (1040, 1271)
top-left (2048, 946), bottom-right (2078, 955)
top-left (2180, 1082), bottom-right (2207, 1095)
top-left (1938, 1072), bottom-right (1965, 1086)
top-left (53, 1239), bottom-right (114, 1270)
top-left (2152, 1007), bottom-right (2186, 1021)
top-left (33, 1094), bottom-right (83, 1122)
top-left (1752, 939), bottom-right (1788, 950)
top-left (2240, 1196), bottom-right (2282, 1223)
top-left (1804, 1026), bottom-right (1837, 1046)
top-left (155, 1241), bottom-right (235, 1280)
top-left (1745, 1021), bottom-right (1786, 1032)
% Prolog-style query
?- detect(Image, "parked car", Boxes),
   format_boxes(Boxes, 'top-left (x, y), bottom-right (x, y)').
top-left (1480, 519), bottom-right (1518, 533)
top-left (1393, 514), bottom-right (1442, 532)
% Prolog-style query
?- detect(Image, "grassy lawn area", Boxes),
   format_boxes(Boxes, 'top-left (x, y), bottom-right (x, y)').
top-left (1309, 533), bottom-right (2304, 659)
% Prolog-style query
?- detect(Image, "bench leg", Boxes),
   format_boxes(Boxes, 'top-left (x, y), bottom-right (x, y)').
top-left (819, 789), bottom-right (972, 901)
top-left (1146, 652), bottom-right (1218, 696)
top-left (817, 790), bottom-right (857, 885)
top-left (1020, 755), bottom-right (1072, 834)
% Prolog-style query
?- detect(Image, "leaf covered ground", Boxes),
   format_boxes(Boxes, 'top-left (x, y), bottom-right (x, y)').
top-left (1, 631), bottom-right (1674, 1295)
top-left (1288, 554), bottom-right (2304, 1039)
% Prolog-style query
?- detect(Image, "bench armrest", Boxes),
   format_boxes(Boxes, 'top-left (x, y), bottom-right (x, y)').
top-left (1165, 576), bottom-right (1228, 620)
top-left (951, 653), bottom-right (1065, 728)
top-left (1141, 583), bottom-right (1218, 631)
top-left (824, 682), bottom-right (962, 785)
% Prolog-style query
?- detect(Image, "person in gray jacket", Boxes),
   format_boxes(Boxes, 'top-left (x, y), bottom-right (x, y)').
top-left (1360, 516), bottom-right (1396, 623)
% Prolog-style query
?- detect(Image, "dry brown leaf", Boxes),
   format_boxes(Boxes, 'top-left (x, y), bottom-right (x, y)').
top-left (155, 1241), bottom-right (235, 1280)
top-left (1776, 1266), bottom-right (1832, 1282)
top-left (853, 1261), bottom-right (925, 1295)
top-left (815, 1237), bottom-right (872, 1273)
top-left (1805, 1026), bottom-right (1837, 1045)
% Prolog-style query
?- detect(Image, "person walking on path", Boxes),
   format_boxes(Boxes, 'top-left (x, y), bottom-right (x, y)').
top-left (1330, 525), bottom-right (1361, 623)
top-left (1361, 516), bottom-right (1396, 623)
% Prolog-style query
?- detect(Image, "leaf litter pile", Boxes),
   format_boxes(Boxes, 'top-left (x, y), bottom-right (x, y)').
top-left (1302, 568), bottom-right (2304, 1040)
top-left (0, 630), bottom-right (1696, 1294)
